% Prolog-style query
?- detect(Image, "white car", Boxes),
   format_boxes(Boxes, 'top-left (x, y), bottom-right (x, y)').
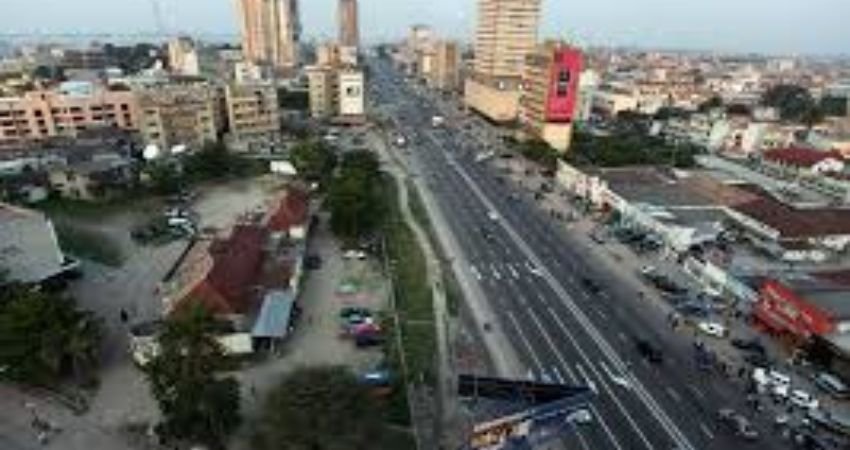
top-left (487, 211), bottom-right (500, 221)
top-left (790, 389), bottom-right (819, 410)
top-left (697, 322), bottom-right (728, 338)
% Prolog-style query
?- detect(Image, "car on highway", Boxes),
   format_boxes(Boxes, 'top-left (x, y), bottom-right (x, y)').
top-left (634, 338), bottom-right (664, 364)
top-left (581, 277), bottom-right (603, 295)
top-left (697, 321), bottom-right (728, 338)
top-left (487, 210), bottom-right (500, 221)
top-left (717, 408), bottom-right (759, 441)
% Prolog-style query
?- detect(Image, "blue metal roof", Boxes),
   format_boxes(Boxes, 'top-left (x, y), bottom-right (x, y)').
top-left (252, 290), bottom-right (295, 338)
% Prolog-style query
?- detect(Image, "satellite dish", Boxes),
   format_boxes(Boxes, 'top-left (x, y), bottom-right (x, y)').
top-left (143, 144), bottom-right (160, 160)
top-left (170, 145), bottom-right (187, 155)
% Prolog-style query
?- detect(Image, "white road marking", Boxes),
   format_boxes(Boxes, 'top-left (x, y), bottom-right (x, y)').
top-left (508, 264), bottom-right (519, 279)
top-left (552, 366), bottom-right (565, 384)
top-left (689, 386), bottom-right (706, 401)
top-left (491, 264), bottom-right (501, 280)
top-left (575, 363), bottom-right (597, 395)
top-left (666, 387), bottom-right (682, 403)
top-left (505, 311), bottom-right (543, 370)
top-left (600, 360), bottom-right (631, 389)
top-left (699, 423), bottom-right (715, 439)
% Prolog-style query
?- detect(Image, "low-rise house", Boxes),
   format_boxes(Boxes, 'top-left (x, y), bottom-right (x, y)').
top-left (47, 155), bottom-right (135, 200)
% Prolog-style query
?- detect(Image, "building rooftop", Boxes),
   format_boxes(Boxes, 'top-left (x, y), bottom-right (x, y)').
top-left (0, 202), bottom-right (66, 284)
top-left (763, 147), bottom-right (845, 168)
top-left (780, 275), bottom-right (850, 320)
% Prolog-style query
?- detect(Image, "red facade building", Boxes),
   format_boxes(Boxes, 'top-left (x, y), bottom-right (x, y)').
top-left (755, 277), bottom-right (850, 339)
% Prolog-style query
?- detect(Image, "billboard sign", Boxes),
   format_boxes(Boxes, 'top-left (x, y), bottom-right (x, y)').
top-left (545, 47), bottom-right (583, 123)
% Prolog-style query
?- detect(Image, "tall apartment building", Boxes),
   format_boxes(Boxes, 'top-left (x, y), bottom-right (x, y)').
top-left (168, 36), bottom-right (201, 77)
top-left (306, 66), bottom-right (337, 119)
top-left (465, 0), bottom-right (541, 122)
top-left (406, 25), bottom-right (433, 74)
top-left (225, 83), bottom-right (281, 153)
top-left (236, 0), bottom-right (301, 74)
top-left (137, 84), bottom-right (221, 151)
top-left (519, 41), bottom-right (583, 152)
top-left (338, 0), bottom-right (359, 48)
top-left (0, 83), bottom-right (138, 150)
top-left (429, 40), bottom-right (461, 92)
top-left (337, 69), bottom-right (364, 118)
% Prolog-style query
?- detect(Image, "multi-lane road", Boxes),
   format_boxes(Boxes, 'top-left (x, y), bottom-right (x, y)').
top-left (366, 58), bottom-right (788, 450)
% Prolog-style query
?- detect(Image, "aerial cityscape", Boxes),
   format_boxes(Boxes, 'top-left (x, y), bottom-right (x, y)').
top-left (1, 1), bottom-right (850, 450)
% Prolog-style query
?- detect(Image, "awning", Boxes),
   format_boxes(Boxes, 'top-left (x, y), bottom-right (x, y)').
top-left (252, 290), bottom-right (295, 338)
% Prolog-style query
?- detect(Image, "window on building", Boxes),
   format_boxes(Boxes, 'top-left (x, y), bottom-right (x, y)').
top-left (556, 69), bottom-right (571, 97)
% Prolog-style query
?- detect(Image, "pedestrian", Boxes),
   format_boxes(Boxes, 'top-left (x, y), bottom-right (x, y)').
top-left (119, 308), bottom-right (128, 324)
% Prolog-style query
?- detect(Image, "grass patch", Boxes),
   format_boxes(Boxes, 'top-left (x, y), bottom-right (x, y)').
top-left (379, 174), bottom-right (437, 428)
top-left (34, 191), bottom-right (158, 220)
top-left (54, 222), bottom-right (124, 267)
top-left (407, 179), bottom-right (463, 318)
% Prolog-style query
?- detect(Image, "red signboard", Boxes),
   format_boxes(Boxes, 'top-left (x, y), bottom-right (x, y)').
top-left (545, 47), bottom-right (583, 123)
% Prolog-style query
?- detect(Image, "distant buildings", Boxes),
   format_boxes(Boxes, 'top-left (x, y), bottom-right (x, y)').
top-left (306, 66), bottom-right (337, 119)
top-left (0, 82), bottom-right (138, 150)
top-left (519, 41), bottom-right (583, 152)
top-left (337, 69), bottom-right (364, 118)
top-left (167, 36), bottom-right (201, 77)
top-left (236, 0), bottom-right (301, 74)
top-left (428, 40), bottom-right (461, 93)
top-left (136, 84), bottom-right (221, 151)
top-left (464, 0), bottom-right (541, 122)
top-left (338, 0), bottom-right (359, 49)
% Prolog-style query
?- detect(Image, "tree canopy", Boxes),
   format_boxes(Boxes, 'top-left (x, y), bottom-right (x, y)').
top-left (761, 84), bottom-right (823, 125)
top-left (252, 366), bottom-right (385, 450)
top-left (568, 129), bottom-right (701, 169)
top-left (144, 307), bottom-right (241, 449)
top-left (289, 139), bottom-right (338, 184)
top-left (0, 285), bottom-right (102, 386)
top-left (326, 150), bottom-right (385, 241)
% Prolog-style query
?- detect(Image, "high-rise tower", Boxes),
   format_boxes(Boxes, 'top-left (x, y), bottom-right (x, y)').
top-left (236, 0), bottom-right (301, 73)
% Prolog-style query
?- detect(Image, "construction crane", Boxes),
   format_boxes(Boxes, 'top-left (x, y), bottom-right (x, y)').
top-left (149, 0), bottom-right (168, 38)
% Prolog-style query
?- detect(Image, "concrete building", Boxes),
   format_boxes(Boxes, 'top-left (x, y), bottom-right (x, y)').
top-left (429, 40), bottom-right (461, 92)
top-left (0, 202), bottom-right (70, 284)
top-left (136, 84), bottom-right (221, 151)
top-left (337, 69), bottom-right (364, 119)
top-left (306, 66), bottom-right (337, 119)
top-left (0, 83), bottom-right (138, 150)
top-left (316, 42), bottom-right (341, 67)
top-left (167, 36), bottom-right (201, 77)
top-left (338, 0), bottom-right (359, 48)
top-left (225, 83), bottom-right (281, 153)
top-left (519, 41), bottom-right (583, 152)
top-left (465, 0), bottom-right (541, 122)
top-left (406, 25), bottom-right (434, 74)
top-left (236, 0), bottom-right (301, 74)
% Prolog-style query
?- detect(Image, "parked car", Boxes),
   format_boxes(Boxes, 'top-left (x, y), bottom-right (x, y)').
top-left (790, 389), bottom-right (820, 411)
top-left (732, 338), bottom-right (767, 355)
top-left (813, 372), bottom-right (850, 399)
top-left (697, 322), bottom-right (728, 338)
top-left (717, 408), bottom-right (760, 441)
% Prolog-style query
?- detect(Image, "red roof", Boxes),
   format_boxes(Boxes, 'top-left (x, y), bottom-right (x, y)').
top-left (731, 193), bottom-right (850, 239)
top-left (183, 224), bottom-right (267, 316)
top-left (267, 190), bottom-right (309, 233)
top-left (763, 147), bottom-right (844, 168)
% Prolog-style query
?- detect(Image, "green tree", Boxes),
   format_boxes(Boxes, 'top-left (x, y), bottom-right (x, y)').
top-left (252, 366), bottom-right (384, 450)
top-left (290, 139), bottom-right (337, 183)
top-left (820, 95), bottom-right (848, 118)
top-left (698, 95), bottom-right (723, 113)
top-left (326, 151), bottom-right (384, 241)
top-left (144, 307), bottom-right (241, 449)
top-left (762, 84), bottom-right (823, 125)
top-left (0, 286), bottom-right (102, 386)
top-left (146, 161), bottom-right (183, 195)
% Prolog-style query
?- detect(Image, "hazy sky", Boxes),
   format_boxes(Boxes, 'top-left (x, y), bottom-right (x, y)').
top-left (1, 0), bottom-right (848, 55)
